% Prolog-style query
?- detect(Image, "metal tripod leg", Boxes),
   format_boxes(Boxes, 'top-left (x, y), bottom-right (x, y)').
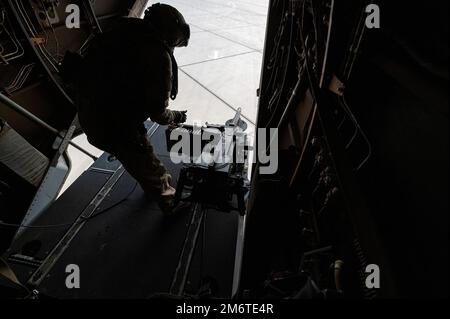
top-left (169, 202), bottom-right (205, 296)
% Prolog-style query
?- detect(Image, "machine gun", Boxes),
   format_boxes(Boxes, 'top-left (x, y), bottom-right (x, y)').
top-left (164, 109), bottom-right (250, 298)
top-left (166, 108), bottom-right (250, 215)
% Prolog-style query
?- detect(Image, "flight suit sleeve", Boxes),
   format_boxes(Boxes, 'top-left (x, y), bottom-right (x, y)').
top-left (149, 96), bottom-right (176, 125)
top-left (142, 49), bottom-right (176, 125)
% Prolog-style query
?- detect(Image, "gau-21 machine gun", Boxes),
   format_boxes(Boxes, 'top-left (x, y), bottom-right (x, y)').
top-left (163, 109), bottom-right (251, 298)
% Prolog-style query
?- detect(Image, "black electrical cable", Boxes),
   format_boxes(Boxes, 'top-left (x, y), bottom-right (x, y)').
top-left (270, 1), bottom-right (295, 112)
top-left (338, 96), bottom-right (373, 170)
top-left (263, 10), bottom-right (287, 97)
top-left (7, 0), bottom-right (75, 105)
top-left (297, 0), bottom-right (372, 172)
top-left (342, 3), bottom-right (368, 82)
top-left (38, 0), bottom-right (61, 60)
top-left (0, 182), bottom-right (139, 230)
top-left (265, 0), bottom-right (298, 128)
top-left (262, 0), bottom-right (288, 98)
top-left (270, 17), bottom-right (293, 102)
top-left (0, 220), bottom-right (76, 229)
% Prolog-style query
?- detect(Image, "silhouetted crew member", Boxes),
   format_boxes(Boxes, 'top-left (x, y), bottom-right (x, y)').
top-left (76, 4), bottom-right (190, 212)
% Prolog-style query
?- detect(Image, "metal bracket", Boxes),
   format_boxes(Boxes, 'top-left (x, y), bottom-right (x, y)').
top-left (31, 37), bottom-right (46, 45)
top-left (328, 74), bottom-right (345, 96)
top-left (169, 203), bottom-right (204, 296)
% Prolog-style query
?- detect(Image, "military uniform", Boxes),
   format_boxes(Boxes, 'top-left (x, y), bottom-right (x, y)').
top-left (76, 8), bottom-right (189, 204)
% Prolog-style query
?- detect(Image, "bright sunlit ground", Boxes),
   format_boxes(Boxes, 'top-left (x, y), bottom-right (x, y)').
top-left (62, 0), bottom-right (269, 195)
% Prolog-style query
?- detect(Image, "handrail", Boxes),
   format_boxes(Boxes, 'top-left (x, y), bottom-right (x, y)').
top-left (0, 92), bottom-right (98, 160)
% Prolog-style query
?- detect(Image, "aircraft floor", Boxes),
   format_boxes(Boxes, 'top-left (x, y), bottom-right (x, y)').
top-left (4, 125), bottom-right (240, 298)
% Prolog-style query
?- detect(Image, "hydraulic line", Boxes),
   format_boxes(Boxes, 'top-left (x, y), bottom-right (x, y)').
top-left (7, 0), bottom-right (75, 105)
